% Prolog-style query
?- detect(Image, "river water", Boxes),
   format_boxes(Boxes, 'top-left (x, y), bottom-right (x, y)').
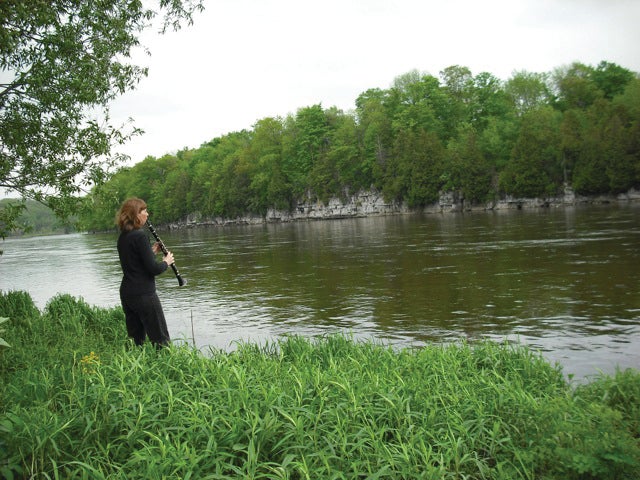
top-left (1, 204), bottom-right (639, 380)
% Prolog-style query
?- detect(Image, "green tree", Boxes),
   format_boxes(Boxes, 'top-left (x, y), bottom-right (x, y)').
top-left (587, 100), bottom-right (636, 194)
top-left (0, 0), bottom-right (203, 237)
top-left (248, 117), bottom-right (290, 214)
top-left (186, 146), bottom-right (220, 217)
top-left (604, 112), bottom-right (635, 193)
top-left (592, 61), bottom-right (636, 100)
top-left (206, 131), bottom-right (252, 218)
top-left (439, 65), bottom-right (474, 135)
top-left (499, 107), bottom-right (563, 198)
top-left (613, 79), bottom-right (640, 187)
top-left (355, 88), bottom-right (394, 189)
top-left (390, 72), bottom-right (446, 138)
top-left (571, 96), bottom-right (640, 195)
top-left (282, 105), bottom-right (330, 198)
top-left (330, 111), bottom-right (365, 193)
top-left (479, 114), bottom-right (520, 174)
top-left (470, 71), bottom-right (511, 131)
top-left (614, 78), bottom-right (640, 120)
top-left (127, 155), bottom-right (174, 217)
top-left (553, 62), bottom-right (602, 111)
top-left (505, 70), bottom-right (553, 115)
top-left (444, 124), bottom-right (493, 205)
top-left (571, 137), bottom-right (609, 195)
top-left (157, 157), bottom-right (192, 221)
top-left (307, 107), bottom-right (362, 203)
top-left (78, 167), bottom-right (136, 231)
top-left (384, 128), bottom-right (444, 207)
top-left (559, 109), bottom-right (583, 185)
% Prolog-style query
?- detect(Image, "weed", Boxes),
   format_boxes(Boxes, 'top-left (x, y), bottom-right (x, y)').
top-left (1, 291), bottom-right (639, 479)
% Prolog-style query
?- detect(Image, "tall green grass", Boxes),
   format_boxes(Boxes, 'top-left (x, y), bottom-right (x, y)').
top-left (1, 290), bottom-right (639, 479)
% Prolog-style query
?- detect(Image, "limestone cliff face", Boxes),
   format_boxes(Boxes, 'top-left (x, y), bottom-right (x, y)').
top-left (169, 187), bottom-right (640, 229)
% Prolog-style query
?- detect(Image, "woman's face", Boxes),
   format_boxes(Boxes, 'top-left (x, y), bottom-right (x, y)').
top-left (137, 207), bottom-right (149, 226)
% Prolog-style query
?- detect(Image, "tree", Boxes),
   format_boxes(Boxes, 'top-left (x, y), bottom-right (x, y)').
top-left (282, 105), bottom-right (330, 198)
top-left (576, 100), bottom-right (637, 195)
top-left (330, 111), bottom-right (365, 193)
top-left (470, 71), bottom-right (511, 131)
top-left (78, 167), bottom-right (135, 232)
top-left (308, 108), bottom-right (357, 203)
top-left (248, 117), bottom-right (290, 213)
top-left (505, 70), bottom-right (553, 115)
top-left (390, 72), bottom-right (446, 138)
top-left (444, 124), bottom-right (493, 205)
top-left (385, 128), bottom-right (444, 207)
top-left (604, 113), bottom-right (634, 193)
top-left (592, 61), bottom-right (636, 100)
top-left (155, 155), bottom-right (192, 221)
top-left (552, 62), bottom-right (602, 111)
top-left (499, 107), bottom-right (563, 198)
top-left (439, 66), bottom-right (473, 138)
top-left (186, 147), bottom-right (217, 215)
top-left (479, 114), bottom-right (519, 173)
top-left (204, 131), bottom-right (252, 218)
top-left (613, 78), bottom-right (640, 120)
top-left (355, 88), bottom-right (393, 188)
top-left (560, 108), bottom-right (586, 183)
top-left (0, 0), bottom-right (203, 238)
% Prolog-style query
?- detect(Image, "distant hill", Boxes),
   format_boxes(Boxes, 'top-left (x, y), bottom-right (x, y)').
top-left (0, 199), bottom-right (77, 236)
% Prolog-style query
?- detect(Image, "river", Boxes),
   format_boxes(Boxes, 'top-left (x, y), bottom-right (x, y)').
top-left (1, 204), bottom-right (639, 381)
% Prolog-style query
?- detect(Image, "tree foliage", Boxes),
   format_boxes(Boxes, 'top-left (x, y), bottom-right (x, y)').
top-left (73, 60), bottom-right (640, 231)
top-left (0, 0), bottom-right (204, 237)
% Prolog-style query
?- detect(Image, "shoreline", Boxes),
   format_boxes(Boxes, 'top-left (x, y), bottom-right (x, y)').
top-left (166, 187), bottom-right (640, 230)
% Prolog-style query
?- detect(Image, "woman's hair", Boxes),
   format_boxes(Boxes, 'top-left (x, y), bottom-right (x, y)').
top-left (116, 198), bottom-right (147, 232)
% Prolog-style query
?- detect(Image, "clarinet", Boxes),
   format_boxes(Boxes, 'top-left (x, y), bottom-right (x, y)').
top-left (146, 220), bottom-right (187, 286)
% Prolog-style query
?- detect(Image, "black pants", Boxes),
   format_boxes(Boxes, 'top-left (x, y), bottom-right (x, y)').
top-left (120, 292), bottom-right (170, 347)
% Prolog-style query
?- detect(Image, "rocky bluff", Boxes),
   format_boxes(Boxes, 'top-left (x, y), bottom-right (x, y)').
top-left (169, 187), bottom-right (640, 229)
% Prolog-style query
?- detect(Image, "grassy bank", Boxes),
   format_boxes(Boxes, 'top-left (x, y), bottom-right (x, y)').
top-left (1, 291), bottom-right (639, 479)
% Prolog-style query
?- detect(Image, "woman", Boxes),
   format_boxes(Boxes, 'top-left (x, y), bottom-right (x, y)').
top-left (116, 198), bottom-right (174, 347)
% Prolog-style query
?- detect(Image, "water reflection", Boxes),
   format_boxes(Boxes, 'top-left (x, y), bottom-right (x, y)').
top-left (1, 204), bottom-right (639, 380)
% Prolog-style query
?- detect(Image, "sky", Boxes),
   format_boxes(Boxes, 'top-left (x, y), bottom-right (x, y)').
top-left (109, 0), bottom-right (640, 164)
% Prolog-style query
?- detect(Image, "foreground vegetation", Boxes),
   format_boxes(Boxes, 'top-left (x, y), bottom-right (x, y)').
top-left (1, 291), bottom-right (639, 479)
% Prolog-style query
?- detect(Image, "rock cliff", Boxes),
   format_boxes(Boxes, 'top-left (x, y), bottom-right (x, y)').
top-left (169, 187), bottom-right (640, 229)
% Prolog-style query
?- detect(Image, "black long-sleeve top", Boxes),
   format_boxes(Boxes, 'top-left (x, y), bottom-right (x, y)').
top-left (117, 229), bottom-right (168, 296)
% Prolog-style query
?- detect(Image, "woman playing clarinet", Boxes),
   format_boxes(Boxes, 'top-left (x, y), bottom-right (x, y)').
top-left (116, 198), bottom-right (174, 347)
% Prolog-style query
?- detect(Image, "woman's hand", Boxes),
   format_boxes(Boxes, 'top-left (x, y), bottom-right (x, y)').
top-left (163, 251), bottom-right (175, 266)
top-left (152, 242), bottom-right (162, 255)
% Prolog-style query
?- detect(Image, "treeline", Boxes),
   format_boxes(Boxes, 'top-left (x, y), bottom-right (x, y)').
top-left (81, 61), bottom-right (640, 230)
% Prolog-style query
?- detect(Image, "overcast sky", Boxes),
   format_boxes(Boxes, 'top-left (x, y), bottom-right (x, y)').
top-left (110, 0), bottom-right (640, 164)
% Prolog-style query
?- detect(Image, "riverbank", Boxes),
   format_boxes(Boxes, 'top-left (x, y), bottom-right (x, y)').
top-left (167, 187), bottom-right (640, 229)
top-left (1, 291), bottom-right (639, 479)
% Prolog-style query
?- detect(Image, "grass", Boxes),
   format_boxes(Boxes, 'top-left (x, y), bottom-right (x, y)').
top-left (1, 290), bottom-right (639, 479)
